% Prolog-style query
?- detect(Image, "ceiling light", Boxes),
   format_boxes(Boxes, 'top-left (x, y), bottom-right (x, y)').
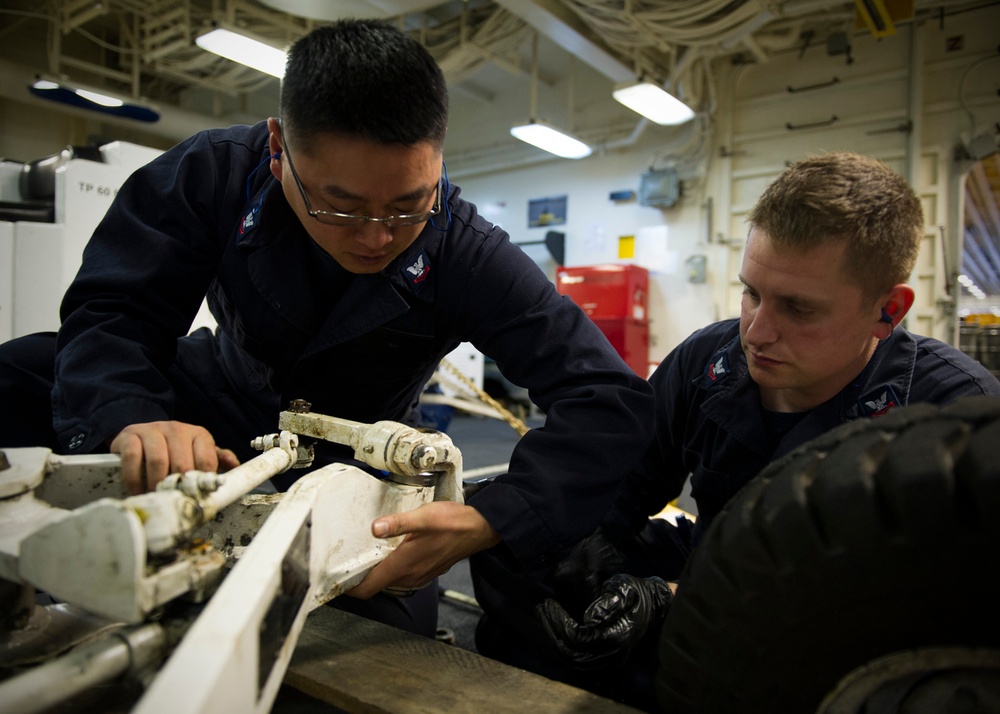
top-left (196, 27), bottom-right (287, 78)
top-left (28, 78), bottom-right (159, 123)
top-left (511, 33), bottom-right (591, 160)
top-left (613, 81), bottom-right (695, 126)
top-left (510, 121), bottom-right (592, 159)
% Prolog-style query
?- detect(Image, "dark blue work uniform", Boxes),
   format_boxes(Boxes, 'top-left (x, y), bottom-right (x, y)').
top-left (0, 121), bottom-right (655, 636)
top-left (603, 317), bottom-right (1000, 576)
top-left (471, 317), bottom-right (1000, 707)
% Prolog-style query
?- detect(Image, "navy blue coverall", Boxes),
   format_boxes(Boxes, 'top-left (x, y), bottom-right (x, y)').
top-left (472, 317), bottom-right (1000, 706)
top-left (603, 317), bottom-right (1000, 570)
top-left (0, 121), bottom-right (655, 635)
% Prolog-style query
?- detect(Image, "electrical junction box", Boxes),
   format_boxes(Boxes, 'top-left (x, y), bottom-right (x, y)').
top-left (639, 168), bottom-right (680, 208)
top-left (686, 254), bottom-right (707, 283)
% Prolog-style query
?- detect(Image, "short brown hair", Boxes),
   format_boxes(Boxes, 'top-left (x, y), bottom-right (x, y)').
top-left (746, 152), bottom-right (923, 303)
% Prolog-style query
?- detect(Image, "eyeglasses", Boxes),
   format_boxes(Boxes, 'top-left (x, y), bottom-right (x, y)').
top-left (281, 139), bottom-right (443, 228)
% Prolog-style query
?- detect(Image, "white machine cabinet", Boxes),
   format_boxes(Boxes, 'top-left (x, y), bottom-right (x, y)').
top-left (2, 141), bottom-right (163, 340)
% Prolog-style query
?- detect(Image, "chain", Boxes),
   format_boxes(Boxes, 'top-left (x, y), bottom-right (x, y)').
top-left (438, 359), bottom-right (530, 437)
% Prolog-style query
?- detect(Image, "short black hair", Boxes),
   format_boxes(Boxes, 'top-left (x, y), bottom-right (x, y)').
top-left (280, 19), bottom-right (448, 150)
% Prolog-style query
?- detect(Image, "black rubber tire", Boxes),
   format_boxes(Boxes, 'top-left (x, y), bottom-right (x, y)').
top-left (655, 396), bottom-right (1000, 713)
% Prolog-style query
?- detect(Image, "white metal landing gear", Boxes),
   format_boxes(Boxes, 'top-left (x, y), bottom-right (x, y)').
top-left (0, 403), bottom-right (464, 714)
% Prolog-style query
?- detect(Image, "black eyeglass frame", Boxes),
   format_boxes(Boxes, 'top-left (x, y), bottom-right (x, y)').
top-left (281, 139), bottom-right (443, 228)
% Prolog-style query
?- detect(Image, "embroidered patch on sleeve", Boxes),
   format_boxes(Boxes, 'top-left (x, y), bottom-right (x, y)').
top-left (701, 352), bottom-right (730, 388)
top-left (240, 204), bottom-right (259, 236)
top-left (402, 249), bottom-right (432, 286)
top-left (858, 384), bottom-right (902, 417)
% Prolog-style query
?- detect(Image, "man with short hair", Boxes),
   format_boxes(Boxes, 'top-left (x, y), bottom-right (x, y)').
top-left (0, 20), bottom-right (655, 637)
top-left (471, 152), bottom-right (1000, 710)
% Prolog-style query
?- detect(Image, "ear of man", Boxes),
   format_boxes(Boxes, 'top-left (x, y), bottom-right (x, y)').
top-left (267, 117), bottom-right (284, 179)
top-left (874, 285), bottom-right (915, 339)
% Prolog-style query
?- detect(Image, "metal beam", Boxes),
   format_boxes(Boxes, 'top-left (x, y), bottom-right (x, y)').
top-left (492, 0), bottom-right (634, 83)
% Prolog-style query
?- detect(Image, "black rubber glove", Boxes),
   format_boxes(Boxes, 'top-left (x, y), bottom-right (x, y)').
top-left (537, 574), bottom-right (674, 670)
top-left (552, 525), bottom-right (626, 619)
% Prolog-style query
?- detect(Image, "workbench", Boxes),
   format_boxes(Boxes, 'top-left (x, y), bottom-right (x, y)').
top-left (283, 606), bottom-right (643, 713)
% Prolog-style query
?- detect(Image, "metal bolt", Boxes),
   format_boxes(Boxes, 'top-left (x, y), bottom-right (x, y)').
top-left (288, 399), bottom-right (312, 413)
top-left (412, 445), bottom-right (436, 469)
top-left (196, 472), bottom-right (223, 493)
top-left (250, 435), bottom-right (281, 451)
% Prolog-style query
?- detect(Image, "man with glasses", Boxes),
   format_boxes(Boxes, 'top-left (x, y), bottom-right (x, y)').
top-left (0, 20), bottom-right (655, 637)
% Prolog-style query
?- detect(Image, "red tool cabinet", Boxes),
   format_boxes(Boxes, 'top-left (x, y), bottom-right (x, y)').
top-left (556, 264), bottom-right (650, 377)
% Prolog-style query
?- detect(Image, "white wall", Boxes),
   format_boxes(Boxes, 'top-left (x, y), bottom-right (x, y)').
top-left (456, 138), bottom-right (719, 371)
top-left (456, 4), bottom-right (1000, 363)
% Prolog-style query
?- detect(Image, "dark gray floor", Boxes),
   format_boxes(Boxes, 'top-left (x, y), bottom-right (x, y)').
top-left (437, 411), bottom-right (544, 652)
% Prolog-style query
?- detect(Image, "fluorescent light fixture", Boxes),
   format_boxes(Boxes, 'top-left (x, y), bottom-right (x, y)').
top-left (510, 121), bottom-right (592, 159)
top-left (613, 81), bottom-right (695, 126)
top-left (959, 274), bottom-right (987, 298)
top-left (71, 87), bottom-right (123, 107)
top-left (196, 27), bottom-right (287, 78)
top-left (28, 78), bottom-right (159, 122)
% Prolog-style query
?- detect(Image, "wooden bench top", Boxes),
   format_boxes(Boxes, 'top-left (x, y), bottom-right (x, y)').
top-left (285, 606), bottom-right (643, 713)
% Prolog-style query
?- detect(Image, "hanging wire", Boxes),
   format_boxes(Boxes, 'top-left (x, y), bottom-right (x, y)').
top-left (529, 31), bottom-right (539, 121)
